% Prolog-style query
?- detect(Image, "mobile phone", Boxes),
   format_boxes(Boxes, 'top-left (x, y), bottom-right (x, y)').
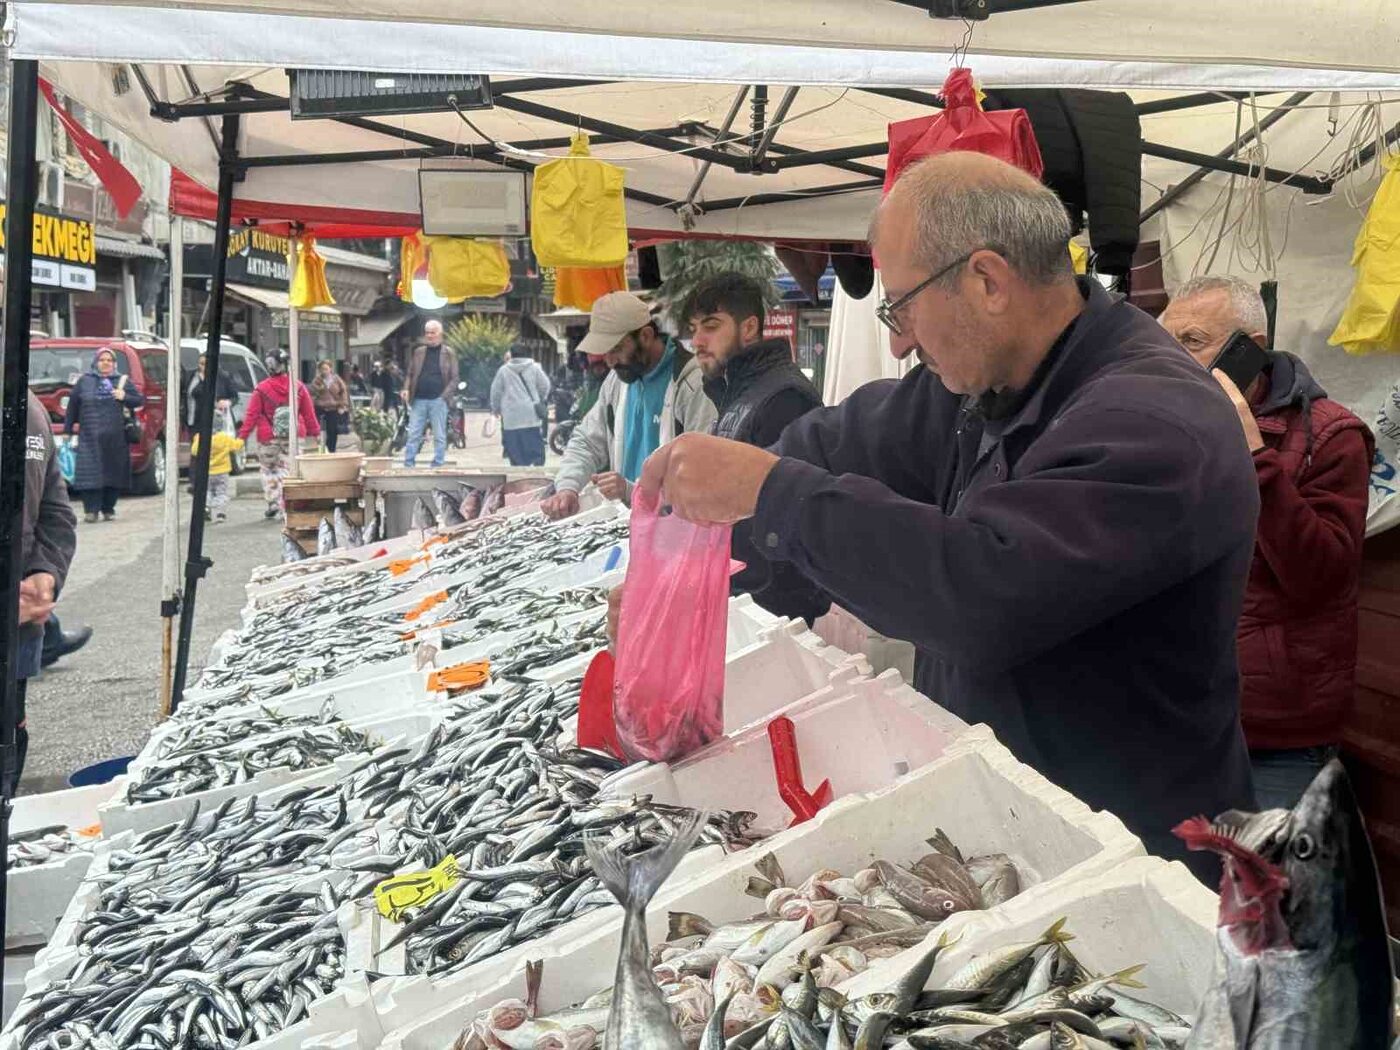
top-left (1208, 330), bottom-right (1270, 392)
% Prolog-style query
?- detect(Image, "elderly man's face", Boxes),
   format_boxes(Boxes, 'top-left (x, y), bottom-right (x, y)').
top-left (424, 323), bottom-right (444, 347)
top-left (1159, 289), bottom-right (1240, 368)
top-left (875, 198), bottom-right (999, 396)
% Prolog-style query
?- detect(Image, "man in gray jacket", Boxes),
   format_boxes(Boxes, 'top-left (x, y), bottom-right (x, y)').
top-left (541, 292), bottom-right (715, 520)
top-left (11, 392), bottom-right (78, 791)
top-left (490, 350), bottom-right (552, 466)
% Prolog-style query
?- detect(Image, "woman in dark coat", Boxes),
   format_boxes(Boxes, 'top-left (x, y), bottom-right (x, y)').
top-left (64, 346), bottom-right (144, 522)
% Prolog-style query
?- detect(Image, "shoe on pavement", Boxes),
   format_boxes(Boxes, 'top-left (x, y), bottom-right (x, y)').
top-left (213, 512), bottom-right (227, 523)
top-left (41, 624), bottom-right (92, 668)
top-left (83, 512), bottom-right (98, 524)
top-left (102, 511), bottom-right (116, 522)
top-left (264, 506), bottom-right (279, 519)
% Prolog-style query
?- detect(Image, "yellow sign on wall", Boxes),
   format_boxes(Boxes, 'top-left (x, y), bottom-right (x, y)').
top-left (0, 202), bottom-right (99, 290)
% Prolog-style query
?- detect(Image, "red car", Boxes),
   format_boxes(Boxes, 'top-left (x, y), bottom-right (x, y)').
top-left (29, 337), bottom-right (169, 496)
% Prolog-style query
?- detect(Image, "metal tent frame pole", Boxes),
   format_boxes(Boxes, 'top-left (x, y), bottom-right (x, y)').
top-left (171, 112), bottom-right (240, 712)
top-left (159, 215), bottom-right (185, 716)
top-left (0, 58), bottom-right (42, 1021)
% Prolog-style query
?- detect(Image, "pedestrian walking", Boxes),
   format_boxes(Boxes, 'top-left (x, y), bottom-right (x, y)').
top-left (490, 349), bottom-right (551, 466)
top-left (402, 320), bottom-right (458, 468)
top-left (191, 428), bottom-right (244, 523)
top-left (15, 391), bottom-right (77, 791)
top-left (64, 346), bottom-right (145, 522)
top-left (371, 360), bottom-right (400, 418)
top-left (310, 359), bottom-right (350, 453)
top-left (348, 364), bottom-right (369, 399)
top-left (238, 349), bottom-right (320, 519)
top-left (184, 351), bottom-right (234, 429)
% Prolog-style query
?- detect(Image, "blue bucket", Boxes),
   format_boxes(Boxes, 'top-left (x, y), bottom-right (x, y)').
top-left (68, 756), bottom-right (133, 787)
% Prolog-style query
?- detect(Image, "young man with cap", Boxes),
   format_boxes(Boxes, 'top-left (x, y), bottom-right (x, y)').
top-left (541, 292), bottom-right (715, 520)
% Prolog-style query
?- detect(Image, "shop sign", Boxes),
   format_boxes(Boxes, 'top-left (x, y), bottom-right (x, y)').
top-left (184, 229), bottom-right (291, 289)
top-left (764, 307), bottom-right (798, 354)
top-left (270, 308), bottom-right (344, 333)
top-left (0, 202), bottom-right (98, 290)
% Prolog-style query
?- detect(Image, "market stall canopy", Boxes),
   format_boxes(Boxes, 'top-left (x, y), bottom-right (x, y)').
top-left (9, 1), bottom-right (1400, 89)
top-left (7, 0), bottom-right (1399, 241)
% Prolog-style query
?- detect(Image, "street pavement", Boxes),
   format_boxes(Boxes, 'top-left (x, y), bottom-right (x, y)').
top-left (18, 411), bottom-right (568, 794)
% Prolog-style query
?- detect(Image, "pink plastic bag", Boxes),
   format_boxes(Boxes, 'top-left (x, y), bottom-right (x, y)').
top-left (613, 487), bottom-right (732, 763)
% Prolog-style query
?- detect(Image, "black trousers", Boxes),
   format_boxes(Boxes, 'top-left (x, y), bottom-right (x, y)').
top-left (80, 487), bottom-right (120, 515)
top-left (317, 410), bottom-right (340, 452)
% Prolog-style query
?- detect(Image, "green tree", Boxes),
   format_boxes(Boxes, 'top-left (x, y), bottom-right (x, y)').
top-left (444, 314), bottom-right (517, 403)
top-left (652, 240), bottom-right (781, 330)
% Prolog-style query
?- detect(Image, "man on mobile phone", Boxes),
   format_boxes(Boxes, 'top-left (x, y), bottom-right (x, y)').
top-left (1161, 275), bottom-right (1374, 810)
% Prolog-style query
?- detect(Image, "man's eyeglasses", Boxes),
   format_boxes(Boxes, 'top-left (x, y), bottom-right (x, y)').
top-left (875, 250), bottom-right (978, 336)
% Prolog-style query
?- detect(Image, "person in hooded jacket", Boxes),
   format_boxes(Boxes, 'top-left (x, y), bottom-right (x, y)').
top-left (238, 349), bottom-right (320, 519)
top-left (685, 273), bottom-right (827, 623)
top-left (1160, 275), bottom-right (1374, 810)
top-left (64, 346), bottom-right (145, 522)
top-left (490, 350), bottom-right (552, 466)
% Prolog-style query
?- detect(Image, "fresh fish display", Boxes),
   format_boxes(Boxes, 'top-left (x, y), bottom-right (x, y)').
top-left (316, 516), bottom-right (336, 557)
top-left (7, 673), bottom-right (755, 1048)
top-left (7, 825), bottom-right (98, 869)
top-left (433, 487), bottom-right (468, 527)
top-left (412, 496), bottom-right (437, 532)
top-left (363, 510), bottom-right (382, 545)
top-left (459, 485), bottom-right (485, 521)
top-left (124, 705), bottom-right (375, 804)
top-left (1176, 759), bottom-right (1395, 1049)
top-left (354, 677), bottom-right (757, 976)
top-left (280, 531), bottom-right (308, 564)
top-left (455, 841), bottom-right (1025, 1048)
top-left (5, 788), bottom-right (378, 1050)
top-left (189, 516), bottom-right (624, 712)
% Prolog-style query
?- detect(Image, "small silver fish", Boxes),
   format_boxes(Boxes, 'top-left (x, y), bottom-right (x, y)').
top-left (281, 532), bottom-right (307, 563)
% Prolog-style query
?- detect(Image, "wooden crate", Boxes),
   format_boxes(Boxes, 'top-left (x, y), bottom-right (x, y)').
top-left (283, 478), bottom-right (364, 555)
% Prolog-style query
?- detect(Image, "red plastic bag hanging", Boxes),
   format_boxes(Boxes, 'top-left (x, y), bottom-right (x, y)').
top-left (612, 488), bottom-right (732, 763)
top-left (884, 67), bottom-right (1043, 194)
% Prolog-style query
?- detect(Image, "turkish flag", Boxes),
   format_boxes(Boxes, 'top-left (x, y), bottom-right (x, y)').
top-left (38, 79), bottom-right (142, 219)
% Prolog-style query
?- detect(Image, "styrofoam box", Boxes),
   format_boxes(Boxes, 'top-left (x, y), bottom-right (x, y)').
top-left (598, 669), bottom-right (966, 832)
top-left (814, 603), bottom-right (918, 682)
top-left (99, 708), bottom-right (443, 837)
top-left (373, 727), bottom-right (1145, 1048)
top-left (6, 781), bottom-right (121, 948)
top-left (838, 855), bottom-right (1218, 1020)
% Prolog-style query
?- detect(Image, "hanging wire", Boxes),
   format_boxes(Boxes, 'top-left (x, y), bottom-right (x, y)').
top-left (950, 18), bottom-right (977, 69)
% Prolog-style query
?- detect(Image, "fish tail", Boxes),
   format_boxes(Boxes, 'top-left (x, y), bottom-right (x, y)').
top-left (586, 809), bottom-right (708, 915)
top-left (1040, 917), bottom-right (1073, 945)
top-left (668, 911), bottom-right (714, 940)
top-left (1103, 963), bottom-right (1148, 989)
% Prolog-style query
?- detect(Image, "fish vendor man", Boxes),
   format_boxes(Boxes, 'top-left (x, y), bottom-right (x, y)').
top-left (629, 152), bottom-right (1259, 880)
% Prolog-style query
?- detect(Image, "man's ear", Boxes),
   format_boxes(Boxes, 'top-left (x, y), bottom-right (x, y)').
top-left (1249, 331), bottom-right (1268, 350)
top-left (742, 314), bottom-right (763, 344)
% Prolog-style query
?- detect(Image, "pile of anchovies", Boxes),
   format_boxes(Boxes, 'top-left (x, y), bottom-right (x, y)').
top-left (349, 677), bottom-right (757, 977)
top-left (6, 678), bottom-right (756, 1049)
top-left (125, 707), bottom-right (376, 805)
top-left (187, 516), bottom-right (626, 713)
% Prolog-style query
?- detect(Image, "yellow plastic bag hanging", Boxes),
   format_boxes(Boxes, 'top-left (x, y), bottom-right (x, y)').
top-left (289, 235), bottom-right (335, 308)
top-left (531, 134), bottom-right (629, 269)
top-left (424, 237), bottom-right (510, 300)
top-left (553, 264), bottom-right (627, 310)
top-left (397, 231), bottom-right (426, 302)
top-left (1330, 156), bottom-right (1400, 355)
top-left (1068, 239), bottom-right (1089, 275)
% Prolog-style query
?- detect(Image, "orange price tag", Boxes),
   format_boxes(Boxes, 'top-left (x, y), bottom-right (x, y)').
top-left (419, 535), bottom-right (450, 552)
top-left (403, 591), bottom-right (449, 623)
top-left (427, 660), bottom-right (491, 693)
top-left (389, 554), bottom-right (429, 577)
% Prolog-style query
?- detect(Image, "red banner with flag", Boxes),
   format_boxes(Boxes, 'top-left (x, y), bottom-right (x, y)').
top-left (38, 79), bottom-right (143, 219)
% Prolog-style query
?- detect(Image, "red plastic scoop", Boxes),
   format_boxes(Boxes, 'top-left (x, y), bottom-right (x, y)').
top-left (768, 716), bottom-right (833, 826)
top-left (577, 650), bottom-right (623, 759)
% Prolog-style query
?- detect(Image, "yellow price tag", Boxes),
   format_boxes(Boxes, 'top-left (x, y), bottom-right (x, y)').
top-left (373, 854), bottom-right (460, 922)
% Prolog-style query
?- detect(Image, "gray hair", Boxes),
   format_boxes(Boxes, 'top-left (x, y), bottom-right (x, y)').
top-left (1171, 275), bottom-right (1268, 335)
top-left (877, 155), bottom-right (1074, 286)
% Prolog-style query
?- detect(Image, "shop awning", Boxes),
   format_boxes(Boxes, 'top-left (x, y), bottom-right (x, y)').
top-left (225, 282), bottom-right (341, 318)
top-left (94, 235), bottom-right (167, 262)
top-left (350, 309), bottom-right (412, 347)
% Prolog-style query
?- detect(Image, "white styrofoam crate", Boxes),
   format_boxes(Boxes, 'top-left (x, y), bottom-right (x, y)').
top-left (838, 855), bottom-right (1217, 1020)
top-left (599, 669), bottom-right (963, 832)
top-left (6, 782), bottom-right (120, 948)
top-left (813, 603), bottom-right (917, 682)
top-left (373, 727), bottom-right (1146, 1049)
top-left (99, 708), bottom-right (442, 838)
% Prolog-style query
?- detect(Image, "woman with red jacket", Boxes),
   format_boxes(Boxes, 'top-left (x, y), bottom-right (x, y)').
top-left (237, 348), bottom-right (320, 520)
